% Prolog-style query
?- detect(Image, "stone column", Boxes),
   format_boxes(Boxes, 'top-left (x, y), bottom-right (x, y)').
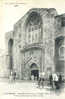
top-left (19, 51), bottom-right (24, 80)
top-left (44, 39), bottom-right (55, 73)
top-left (64, 37), bottom-right (65, 76)
top-left (41, 48), bottom-right (45, 72)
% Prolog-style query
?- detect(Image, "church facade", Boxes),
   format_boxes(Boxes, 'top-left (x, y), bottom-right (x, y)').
top-left (5, 8), bottom-right (65, 80)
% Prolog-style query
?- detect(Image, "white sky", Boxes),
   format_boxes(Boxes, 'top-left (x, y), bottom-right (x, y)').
top-left (0, 0), bottom-right (65, 51)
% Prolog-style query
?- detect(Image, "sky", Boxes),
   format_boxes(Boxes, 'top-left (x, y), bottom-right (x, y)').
top-left (0, 0), bottom-right (65, 52)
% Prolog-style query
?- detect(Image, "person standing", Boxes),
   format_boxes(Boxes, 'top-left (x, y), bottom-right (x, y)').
top-left (58, 74), bottom-right (62, 88)
top-left (49, 74), bottom-right (53, 88)
top-left (52, 73), bottom-right (59, 90)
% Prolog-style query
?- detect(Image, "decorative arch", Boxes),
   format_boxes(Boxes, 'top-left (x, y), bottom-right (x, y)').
top-left (30, 63), bottom-right (38, 70)
top-left (28, 59), bottom-right (39, 69)
top-left (25, 11), bottom-right (42, 29)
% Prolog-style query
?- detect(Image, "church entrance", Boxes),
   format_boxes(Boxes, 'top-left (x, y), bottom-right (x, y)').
top-left (30, 63), bottom-right (39, 80)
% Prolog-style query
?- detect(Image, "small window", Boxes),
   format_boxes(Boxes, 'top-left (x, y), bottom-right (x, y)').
top-left (59, 46), bottom-right (65, 59)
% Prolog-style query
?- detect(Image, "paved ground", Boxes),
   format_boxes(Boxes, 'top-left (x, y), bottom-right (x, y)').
top-left (0, 79), bottom-right (65, 99)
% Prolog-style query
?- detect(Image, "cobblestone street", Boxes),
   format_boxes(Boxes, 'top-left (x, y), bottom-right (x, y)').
top-left (0, 79), bottom-right (65, 99)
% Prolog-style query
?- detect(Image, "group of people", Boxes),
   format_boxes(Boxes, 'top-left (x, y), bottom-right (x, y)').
top-left (9, 71), bottom-right (16, 82)
top-left (9, 70), bottom-right (64, 90)
top-left (49, 73), bottom-right (63, 89)
top-left (38, 73), bottom-right (63, 90)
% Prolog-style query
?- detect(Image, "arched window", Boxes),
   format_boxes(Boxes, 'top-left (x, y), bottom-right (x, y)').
top-left (8, 39), bottom-right (13, 70)
top-left (25, 12), bottom-right (42, 44)
top-left (8, 39), bottom-right (13, 55)
top-left (59, 45), bottom-right (65, 60)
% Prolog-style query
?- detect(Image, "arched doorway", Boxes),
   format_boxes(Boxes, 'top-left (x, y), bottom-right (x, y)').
top-left (30, 63), bottom-right (39, 80)
top-left (8, 39), bottom-right (13, 75)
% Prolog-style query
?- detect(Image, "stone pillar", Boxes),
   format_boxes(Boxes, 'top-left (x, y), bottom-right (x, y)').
top-left (43, 16), bottom-right (55, 73)
top-left (19, 51), bottom-right (24, 80)
top-left (44, 39), bottom-right (55, 73)
top-left (64, 37), bottom-right (65, 76)
top-left (40, 48), bottom-right (45, 73)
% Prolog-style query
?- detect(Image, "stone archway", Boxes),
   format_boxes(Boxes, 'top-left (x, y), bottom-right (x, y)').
top-left (30, 63), bottom-right (39, 80)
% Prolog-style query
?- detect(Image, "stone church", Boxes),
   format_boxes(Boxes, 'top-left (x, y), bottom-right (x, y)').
top-left (5, 8), bottom-right (65, 80)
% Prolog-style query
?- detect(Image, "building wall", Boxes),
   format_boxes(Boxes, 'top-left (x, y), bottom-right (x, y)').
top-left (5, 8), bottom-right (65, 79)
top-left (54, 14), bottom-right (65, 76)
